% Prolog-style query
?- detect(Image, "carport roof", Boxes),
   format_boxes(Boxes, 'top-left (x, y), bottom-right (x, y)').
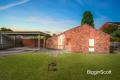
top-left (0, 31), bottom-right (48, 36)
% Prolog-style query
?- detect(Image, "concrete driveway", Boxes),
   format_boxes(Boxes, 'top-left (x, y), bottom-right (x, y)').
top-left (0, 47), bottom-right (68, 56)
top-left (0, 47), bottom-right (40, 55)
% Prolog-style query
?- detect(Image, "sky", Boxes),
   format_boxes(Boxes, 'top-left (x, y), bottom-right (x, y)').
top-left (0, 0), bottom-right (120, 33)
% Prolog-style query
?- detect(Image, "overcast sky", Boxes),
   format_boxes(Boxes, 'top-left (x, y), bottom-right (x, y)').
top-left (0, 0), bottom-right (120, 33)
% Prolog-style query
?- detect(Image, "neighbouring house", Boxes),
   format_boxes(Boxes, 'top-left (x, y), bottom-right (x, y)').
top-left (46, 24), bottom-right (110, 53)
top-left (99, 22), bottom-right (120, 31)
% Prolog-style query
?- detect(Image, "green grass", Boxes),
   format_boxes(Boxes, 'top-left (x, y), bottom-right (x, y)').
top-left (0, 53), bottom-right (120, 80)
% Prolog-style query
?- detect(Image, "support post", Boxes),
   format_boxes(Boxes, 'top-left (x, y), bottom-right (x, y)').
top-left (14, 36), bottom-right (16, 47)
top-left (38, 34), bottom-right (40, 49)
top-left (0, 32), bottom-right (3, 48)
top-left (43, 39), bottom-right (46, 48)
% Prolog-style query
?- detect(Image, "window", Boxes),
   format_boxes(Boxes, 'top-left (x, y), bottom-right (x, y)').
top-left (89, 48), bottom-right (94, 52)
top-left (58, 35), bottom-right (64, 49)
top-left (58, 35), bottom-right (64, 45)
top-left (89, 39), bottom-right (94, 46)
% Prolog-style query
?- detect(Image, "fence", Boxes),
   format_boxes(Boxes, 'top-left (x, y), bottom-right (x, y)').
top-left (0, 33), bottom-right (22, 50)
top-left (0, 44), bottom-right (13, 50)
top-left (110, 42), bottom-right (120, 52)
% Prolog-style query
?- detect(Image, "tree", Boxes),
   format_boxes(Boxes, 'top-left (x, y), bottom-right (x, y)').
top-left (103, 24), bottom-right (118, 34)
top-left (81, 11), bottom-right (94, 28)
top-left (52, 33), bottom-right (57, 36)
top-left (102, 24), bottom-right (120, 42)
top-left (112, 29), bottom-right (120, 37)
top-left (45, 34), bottom-right (51, 39)
top-left (0, 27), bottom-right (13, 31)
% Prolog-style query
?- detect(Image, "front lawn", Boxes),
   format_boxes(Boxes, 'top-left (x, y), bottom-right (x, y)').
top-left (0, 53), bottom-right (120, 80)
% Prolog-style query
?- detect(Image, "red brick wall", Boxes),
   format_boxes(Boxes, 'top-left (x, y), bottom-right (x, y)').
top-left (95, 31), bottom-right (110, 53)
top-left (46, 37), bottom-right (58, 49)
top-left (22, 39), bottom-right (35, 47)
top-left (22, 39), bottom-right (44, 47)
top-left (46, 24), bottom-right (110, 53)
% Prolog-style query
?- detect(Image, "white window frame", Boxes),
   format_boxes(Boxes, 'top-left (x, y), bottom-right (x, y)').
top-left (89, 48), bottom-right (94, 52)
top-left (89, 38), bottom-right (94, 46)
top-left (58, 35), bottom-right (64, 45)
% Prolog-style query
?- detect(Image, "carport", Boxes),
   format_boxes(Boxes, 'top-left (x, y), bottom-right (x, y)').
top-left (0, 31), bottom-right (48, 49)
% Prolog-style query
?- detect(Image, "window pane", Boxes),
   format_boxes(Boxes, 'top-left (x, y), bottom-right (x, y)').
top-left (89, 39), bottom-right (94, 46)
top-left (89, 48), bottom-right (94, 52)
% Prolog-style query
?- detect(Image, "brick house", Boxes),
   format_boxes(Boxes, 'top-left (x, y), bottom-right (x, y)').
top-left (46, 24), bottom-right (110, 53)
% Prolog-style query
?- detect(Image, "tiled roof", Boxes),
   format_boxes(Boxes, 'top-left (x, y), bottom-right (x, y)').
top-left (99, 22), bottom-right (120, 30)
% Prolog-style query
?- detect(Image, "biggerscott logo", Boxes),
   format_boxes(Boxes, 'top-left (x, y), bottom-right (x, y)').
top-left (87, 70), bottom-right (112, 75)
